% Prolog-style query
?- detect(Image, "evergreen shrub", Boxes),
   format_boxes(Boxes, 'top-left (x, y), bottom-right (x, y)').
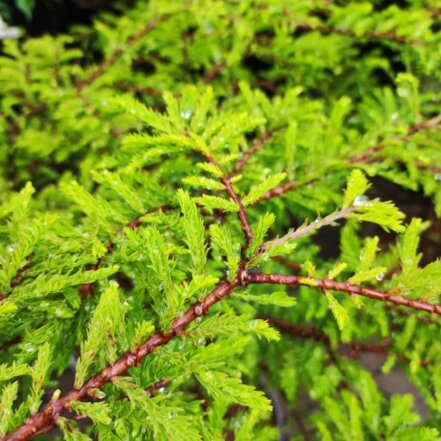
top-left (1, 0), bottom-right (441, 439)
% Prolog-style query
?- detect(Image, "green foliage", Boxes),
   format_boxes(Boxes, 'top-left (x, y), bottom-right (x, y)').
top-left (1, 0), bottom-right (441, 439)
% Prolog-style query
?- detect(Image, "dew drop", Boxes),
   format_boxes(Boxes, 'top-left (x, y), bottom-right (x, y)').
top-left (54, 308), bottom-right (64, 317)
top-left (376, 273), bottom-right (385, 281)
top-left (354, 195), bottom-right (368, 207)
top-left (158, 387), bottom-right (165, 394)
top-left (197, 337), bottom-right (205, 346)
top-left (24, 343), bottom-right (35, 353)
top-left (6, 244), bottom-right (14, 253)
top-left (434, 173), bottom-right (441, 181)
top-left (181, 109), bottom-right (192, 120)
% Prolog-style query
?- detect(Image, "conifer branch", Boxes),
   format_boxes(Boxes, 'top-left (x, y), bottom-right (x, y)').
top-left (292, 409), bottom-right (312, 441)
top-left (202, 61), bottom-right (227, 83)
top-left (267, 317), bottom-right (431, 368)
top-left (264, 317), bottom-right (338, 364)
top-left (271, 256), bottom-right (302, 272)
top-left (230, 129), bottom-right (278, 177)
top-left (4, 261), bottom-right (439, 439)
top-left (76, 16), bottom-right (167, 89)
top-left (256, 114), bottom-right (441, 203)
top-left (258, 206), bottom-right (355, 254)
top-left (246, 273), bottom-right (441, 315)
top-left (348, 114), bottom-right (441, 164)
top-left (79, 205), bottom-right (172, 298)
top-left (2, 279), bottom-right (240, 441)
top-left (204, 154), bottom-right (254, 245)
top-left (258, 179), bottom-right (317, 202)
top-left (294, 21), bottom-right (423, 45)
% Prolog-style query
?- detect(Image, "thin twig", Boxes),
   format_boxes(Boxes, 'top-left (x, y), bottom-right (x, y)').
top-left (257, 115), bottom-right (441, 203)
top-left (76, 17), bottom-right (167, 90)
top-left (294, 21), bottom-right (422, 45)
top-left (79, 205), bottom-right (172, 298)
top-left (348, 114), bottom-right (441, 164)
top-left (258, 206), bottom-right (355, 255)
top-left (271, 256), bottom-right (302, 272)
top-left (204, 154), bottom-right (254, 245)
top-left (265, 317), bottom-right (338, 364)
top-left (202, 61), bottom-right (227, 83)
top-left (268, 317), bottom-right (431, 368)
top-left (231, 129), bottom-right (278, 177)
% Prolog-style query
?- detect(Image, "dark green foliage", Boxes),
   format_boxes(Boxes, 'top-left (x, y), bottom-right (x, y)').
top-left (1, 0), bottom-right (441, 439)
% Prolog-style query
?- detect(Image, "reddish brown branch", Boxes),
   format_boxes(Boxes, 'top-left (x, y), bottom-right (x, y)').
top-left (0, 259), bottom-right (32, 303)
top-left (247, 273), bottom-right (441, 316)
top-left (265, 317), bottom-right (338, 364)
top-left (79, 205), bottom-right (172, 298)
top-left (258, 178), bottom-right (317, 203)
top-left (294, 21), bottom-right (420, 45)
top-left (145, 379), bottom-right (170, 396)
top-left (349, 115), bottom-right (441, 164)
top-left (4, 264), bottom-right (439, 439)
top-left (76, 17), bottom-right (166, 90)
top-left (271, 256), bottom-right (301, 272)
top-left (202, 61), bottom-right (227, 83)
top-left (255, 115), bottom-right (441, 204)
top-left (2, 277), bottom-right (240, 441)
top-left (112, 82), bottom-right (161, 98)
top-left (231, 129), bottom-right (278, 177)
top-left (268, 317), bottom-right (431, 368)
top-left (205, 155), bottom-right (254, 245)
top-left (224, 176), bottom-right (254, 245)
top-left (292, 409), bottom-right (312, 441)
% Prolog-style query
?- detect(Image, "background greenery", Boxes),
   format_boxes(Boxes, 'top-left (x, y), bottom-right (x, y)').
top-left (0, 0), bottom-right (441, 439)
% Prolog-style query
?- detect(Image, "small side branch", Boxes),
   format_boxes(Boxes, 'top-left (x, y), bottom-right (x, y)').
top-left (349, 114), bottom-right (441, 164)
top-left (255, 115), bottom-right (441, 204)
top-left (202, 61), bottom-right (227, 83)
top-left (267, 317), bottom-right (430, 368)
top-left (76, 17), bottom-right (167, 89)
top-left (258, 206), bottom-right (355, 255)
top-left (231, 129), bottom-right (278, 177)
top-left (205, 154), bottom-right (254, 245)
top-left (79, 205), bottom-right (172, 298)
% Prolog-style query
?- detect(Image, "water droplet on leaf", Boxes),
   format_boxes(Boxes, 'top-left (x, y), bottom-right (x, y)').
top-left (354, 195), bottom-right (368, 207)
